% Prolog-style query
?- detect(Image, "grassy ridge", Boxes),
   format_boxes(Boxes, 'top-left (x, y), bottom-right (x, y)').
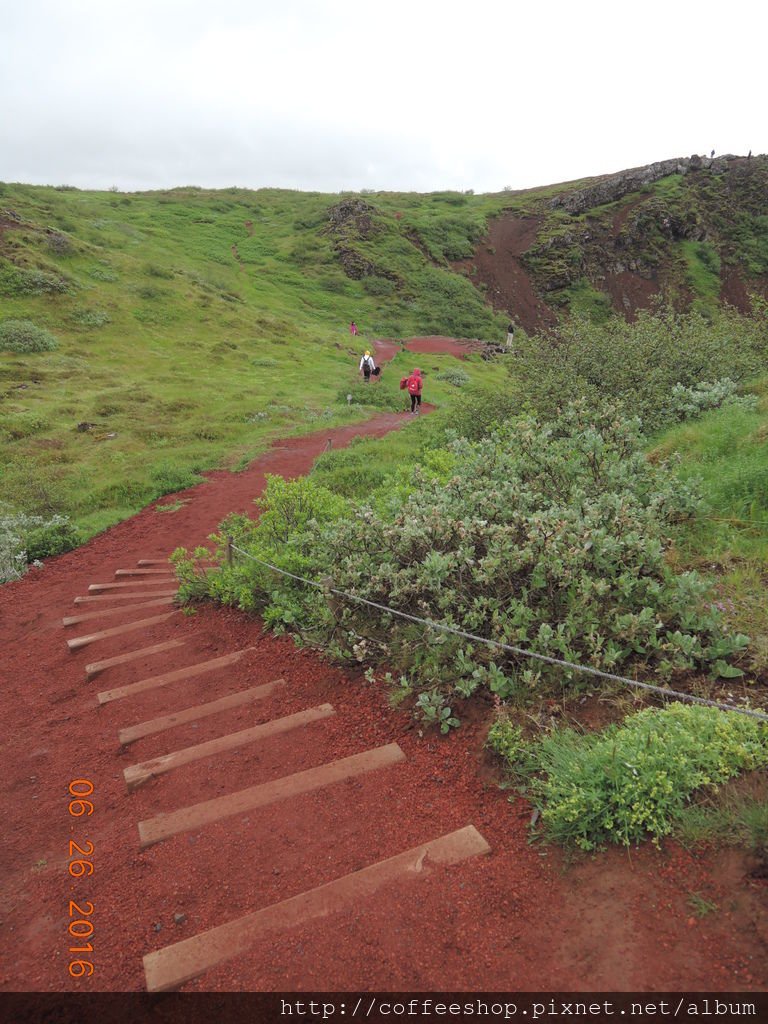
top-left (0, 182), bottom-right (512, 536)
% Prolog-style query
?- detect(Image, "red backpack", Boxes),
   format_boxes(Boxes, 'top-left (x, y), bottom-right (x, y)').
top-left (407, 375), bottom-right (421, 395)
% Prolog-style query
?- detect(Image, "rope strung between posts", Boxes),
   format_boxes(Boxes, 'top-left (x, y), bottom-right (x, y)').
top-left (228, 541), bottom-right (768, 723)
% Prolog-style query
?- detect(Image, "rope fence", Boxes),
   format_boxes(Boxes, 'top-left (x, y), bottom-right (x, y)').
top-left (226, 540), bottom-right (768, 724)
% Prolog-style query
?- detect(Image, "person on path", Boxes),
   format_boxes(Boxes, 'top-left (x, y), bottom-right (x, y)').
top-left (405, 367), bottom-right (423, 414)
top-left (350, 321), bottom-right (358, 336)
top-left (359, 349), bottom-right (376, 383)
top-left (506, 322), bottom-right (515, 348)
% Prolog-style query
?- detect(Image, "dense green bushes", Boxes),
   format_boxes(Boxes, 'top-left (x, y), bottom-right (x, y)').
top-left (179, 402), bottom-right (745, 700)
top-left (488, 704), bottom-right (768, 850)
top-left (0, 319), bottom-right (58, 353)
top-left (511, 308), bottom-right (767, 433)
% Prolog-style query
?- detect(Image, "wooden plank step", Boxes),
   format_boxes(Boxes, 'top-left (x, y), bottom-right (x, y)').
top-left (63, 597), bottom-right (175, 627)
top-left (90, 580), bottom-right (175, 592)
top-left (124, 704), bottom-right (335, 791)
top-left (115, 568), bottom-right (174, 578)
top-left (137, 559), bottom-right (170, 566)
top-left (97, 648), bottom-right (255, 705)
top-left (86, 639), bottom-right (186, 681)
top-left (74, 591), bottom-right (178, 605)
top-left (67, 612), bottom-right (177, 652)
top-left (138, 742), bottom-right (406, 849)
top-left (118, 681), bottom-right (285, 744)
top-left (143, 824), bottom-right (491, 992)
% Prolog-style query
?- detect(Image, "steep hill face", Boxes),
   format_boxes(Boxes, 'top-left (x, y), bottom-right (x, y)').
top-left (462, 155), bottom-right (768, 333)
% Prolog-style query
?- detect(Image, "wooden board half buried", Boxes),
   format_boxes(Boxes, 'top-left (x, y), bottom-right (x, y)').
top-left (67, 611), bottom-right (177, 652)
top-left (96, 647), bottom-right (255, 704)
top-left (124, 703), bottom-right (335, 790)
top-left (143, 824), bottom-right (491, 992)
top-left (85, 639), bottom-right (186, 681)
top-left (118, 679), bottom-right (285, 744)
top-left (138, 742), bottom-right (406, 849)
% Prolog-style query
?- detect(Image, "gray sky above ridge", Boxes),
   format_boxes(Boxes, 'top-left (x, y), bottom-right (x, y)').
top-left (2, 0), bottom-right (765, 195)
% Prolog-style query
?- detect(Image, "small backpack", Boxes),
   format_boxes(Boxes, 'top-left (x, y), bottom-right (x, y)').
top-left (407, 376), bottom-right (421, 395)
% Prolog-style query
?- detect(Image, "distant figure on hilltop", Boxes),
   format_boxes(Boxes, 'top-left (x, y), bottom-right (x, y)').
top-left (506, 322), bottom-right (515, 348)
top-left (349, 321), bottom-right (358, 336)
top-left (359, 349), bottom-right (376, 383)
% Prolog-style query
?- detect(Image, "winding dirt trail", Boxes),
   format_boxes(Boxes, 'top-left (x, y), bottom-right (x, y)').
top-left (1, 339), bottom-right (765, 993)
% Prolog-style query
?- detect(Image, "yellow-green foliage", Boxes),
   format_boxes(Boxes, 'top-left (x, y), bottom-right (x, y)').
top-left (512, 704), bottom-right (768, 850)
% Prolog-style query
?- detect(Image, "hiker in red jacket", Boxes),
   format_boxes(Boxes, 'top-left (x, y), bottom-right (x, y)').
top-left (404, 368), bottom-right (423, 414)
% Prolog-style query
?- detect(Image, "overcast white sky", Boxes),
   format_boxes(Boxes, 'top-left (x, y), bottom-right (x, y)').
top-left (2, 0), bottom-right (765, 194)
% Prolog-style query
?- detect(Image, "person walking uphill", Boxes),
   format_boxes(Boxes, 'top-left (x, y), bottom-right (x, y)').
top-left (359, 349), bottom-right (376, 383)
top-left (401, 367), bottom-right (423, 414)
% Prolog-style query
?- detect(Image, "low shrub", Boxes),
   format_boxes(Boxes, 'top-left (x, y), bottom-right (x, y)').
top-left (435, 367), bottom-right (470, 387)
top-left (72, 309), bottom-right (111, 328)
top-left (89, 267), bottom-right (118, 282)
top-left (25, 516), bottom-right (80, 560)
top-left (512, 308), bottom-right (767, 433)
top-left (528, 704), bottom-right (768, 850)
top-left (0, 264), bottom-right (69, 297)
top-left (667, 378), bottom-right (757, 422)
top-left (197, 401), bottom-right (746, 703)
top-left (0, 319), bottom-right (58, 353)
top-left (0, 504), bottom-right (79, 581)
top-left (173, 475), bottom-right (349, 637)
top-left (443, 379), bottom-right (524, 441)
top-left (336, 380), bottom-right (404, 411)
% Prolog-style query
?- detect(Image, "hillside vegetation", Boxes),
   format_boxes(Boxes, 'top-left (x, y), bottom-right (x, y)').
top-left (3, 164), bottom-right (768, 853)
top-left (0, 182), bottom-right (514, 544)
top-left (2, 157), bottom-right (766, 545)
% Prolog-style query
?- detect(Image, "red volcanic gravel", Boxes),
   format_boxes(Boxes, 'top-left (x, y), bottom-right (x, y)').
top-left (1, 340), bottom-right (766, 993)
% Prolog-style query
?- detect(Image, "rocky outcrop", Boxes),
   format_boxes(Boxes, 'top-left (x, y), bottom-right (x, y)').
top-left (550, 156), bottom-right (734, 216)
top-left (325, 197), bottom-right (400, 282)
top-left (326, 198), bottom-right (378, 240)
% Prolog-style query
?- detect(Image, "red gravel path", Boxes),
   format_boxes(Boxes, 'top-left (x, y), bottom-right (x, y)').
top-left (1, 340), bottom-right (765, 993)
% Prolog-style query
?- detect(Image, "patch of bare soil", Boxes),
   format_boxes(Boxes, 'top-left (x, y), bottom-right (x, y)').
top-left (721, 269), bottom-right (768, 312)
top-left (455, 216), bottom-right (560, 336)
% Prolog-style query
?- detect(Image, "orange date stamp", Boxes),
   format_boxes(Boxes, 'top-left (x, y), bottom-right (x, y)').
top-left (67, 779), bottom-right (95, 979)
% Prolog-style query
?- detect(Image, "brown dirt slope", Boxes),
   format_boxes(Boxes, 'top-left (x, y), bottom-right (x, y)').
top-left (463, 157), bottom-right (768, 332)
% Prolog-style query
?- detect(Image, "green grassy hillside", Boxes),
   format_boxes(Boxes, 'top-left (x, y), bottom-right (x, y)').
top-left (2, 163), bottom-right (766, 545)
top-left (0, 182), bottom-right (513, 537)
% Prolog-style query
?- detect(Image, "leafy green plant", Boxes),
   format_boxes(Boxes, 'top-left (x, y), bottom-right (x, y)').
top-left (415, 690), bottom-right (460, 733)
top-left (0, 503), bottom-right (79, 581)
top-left (529, 704), bottom-right (768, 850)
top-left (486, 716), bottom-right (532, 778)
top-left (172, 475), bottom-right (349, 639)
top-left (687, 892), bottom-right (719, 917)
top-left (0, 319), bottom-right (58, 353)
top-left (309, 401), bottom-right (743, 694)
top-left (72, 308), bottom-right (111, 328)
